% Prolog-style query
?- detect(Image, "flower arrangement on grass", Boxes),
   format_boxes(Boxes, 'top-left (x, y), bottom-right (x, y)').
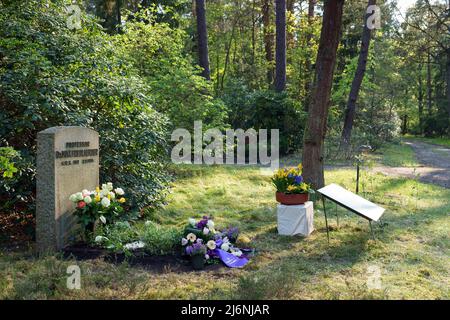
top-left (181, 216), bottom-right (247, 269)
top-left (271, 164), bottom-right (314, 205)
top-left (69, 182), bottom-right (127, 237)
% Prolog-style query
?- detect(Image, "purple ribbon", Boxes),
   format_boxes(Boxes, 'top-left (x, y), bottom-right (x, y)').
top-left (215, 249), bottom-right (249, 268)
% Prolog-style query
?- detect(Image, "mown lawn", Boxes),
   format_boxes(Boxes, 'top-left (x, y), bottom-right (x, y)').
top-left (1, 163), bottom-right (449, 299)
top-left (404, 135), bottom-right (450, 148)
top-left (366, 141), bottom-right (419, 167)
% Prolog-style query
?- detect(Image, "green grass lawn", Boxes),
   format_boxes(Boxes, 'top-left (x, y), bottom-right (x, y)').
top-left (404, 135), bottom-right (450, 148)
top-left (366, 141), bottom-right (419, 167)
top-left (1, 163), bottom-right (449, 299)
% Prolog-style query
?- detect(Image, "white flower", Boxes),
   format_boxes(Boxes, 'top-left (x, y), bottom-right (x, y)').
top-left (203, 227), bottom-right (210, 235)
top-left (107, 182), bottom-right (113, 191)
top-left (114, 188), bottom-right (125, 196)
top-left (145, 220), bottom-right (152, 226)
top-left (83, 196), bottom-right (92, 204)
top-left (188, 218), bottom-right (196, 227)
top-left (108, 191), bottom-right (115, 200)
top-left (82, 189), bottom-right (90, 197)
top-left (95, 236), bottom-right (108, 243)
top-left (99, 189), bottom-right (109, 197)
top-left (205, 254), bottom-right (210, 260)
top-left (69, 194), bottom-right (78, 202)
top-left (221, 243), bottom-right (230, 252)
top-left (75, 192), bottom-right (83, 201)
top-left (207, 220), bottom-right (214, 229)
top-left (231, 249), bottom-right (242, 257)
top-left (101, 197), bottom-right (110, 208)
top-left (99, 215), bottom-right (106, 224)
top-left (186, 233), bottom-right (196, 242)
top-left (124, 241), bottom-right (145, 251)
top-left (207, 240), bottom-right (216, 250)
top-left (181, 238), bottom-right (188, 246)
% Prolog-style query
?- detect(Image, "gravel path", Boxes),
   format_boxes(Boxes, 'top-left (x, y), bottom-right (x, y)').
top-left (373, 141), bottom-right (450, 188)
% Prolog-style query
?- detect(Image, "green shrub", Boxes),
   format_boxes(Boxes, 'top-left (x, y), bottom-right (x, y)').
top-left (0, 0), bottom-right (171, 213)
top-left (222, 82), bottom-right (306, 154)
top-left (117, 13), bottom-right (229, 133)
top-left (0, 147), bottom-right (19, 179)
top-left (140, 221), bottom-right (181, 255)
top-left (94, 221), bottom-right (140, 253)
top-left (94, 221), bottom-right (180, 256)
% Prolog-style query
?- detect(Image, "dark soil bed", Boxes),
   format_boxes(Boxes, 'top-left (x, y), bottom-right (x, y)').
top-left (0, 212), bottom-right (34, 251)
top-left (63, 243), bottom-right (225, 273)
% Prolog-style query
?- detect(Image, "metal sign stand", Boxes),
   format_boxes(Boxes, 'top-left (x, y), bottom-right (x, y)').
top-left (318, 184), bottom-right (385, 244)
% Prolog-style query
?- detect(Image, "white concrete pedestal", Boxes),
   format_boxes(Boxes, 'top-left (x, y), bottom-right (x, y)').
top-left (277, 201), bottom-right (314, 236)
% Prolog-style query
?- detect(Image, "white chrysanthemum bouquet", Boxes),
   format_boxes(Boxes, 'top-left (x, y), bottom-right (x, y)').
top-left (69, 182), bottom-right (127, 236)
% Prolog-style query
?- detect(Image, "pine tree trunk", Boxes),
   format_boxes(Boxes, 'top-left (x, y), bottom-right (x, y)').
top-left (339, 0), bottom-right (376, 154)
top-left (446, 50), bottom-right (450, 121)
top-left (195, 0), bottom-right (211, 80)
top-left (262, 0), bottom-right (274, 86)
top-left (96, 0), bottom-right (120, 34)
top-left (286, 0), bottom-right (295, 49)
top-left (427, 50), bottom-right (432, 117)
top-left (275, 0), bottom-right (286, 92)
top-left (418, 63), bottom-right (424, 134)
top-left (401, 114), bottom-right (408, 135)
top-left (303, 0), bottom-right (316, 112)
top-left (302, 0), bottom-right (345, 189)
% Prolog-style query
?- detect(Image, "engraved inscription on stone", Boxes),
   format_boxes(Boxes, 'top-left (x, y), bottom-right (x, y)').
top-left (36, 126), bottom-right (100, 251)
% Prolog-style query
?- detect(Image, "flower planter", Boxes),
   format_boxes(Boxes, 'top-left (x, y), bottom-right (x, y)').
top-left (276, 192), bottom-right (309, 205)
top-left (191, 255), bottom-right (205, 270)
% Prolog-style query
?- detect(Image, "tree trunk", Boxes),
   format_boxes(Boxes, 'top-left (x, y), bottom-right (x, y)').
top-left (221, 21), bottom-right (237, 90)
top-left (302, 0), bottom-right (345, 189)
top-left (303, 0), bottom-right (316, 112)
top-left (286, 0), bottom-right (295, 49)
top-left (424, 49), bottom-right (433, 135)
top-left (339, 0), bottom-right (376, 154)
top-left (446, 50), bottom-right (450, 120)
top-left (401, 114), bottom-right (408, 135)
top-left (116, 0), bottom-right (122, 33)
top-left (195, 0), bottom-right (211, 80)
top-left (275, 0), bottom-right (286, 92)
top-left (427, 49), bottom-right (432, 117)
top-left (251, 0), bottom-right (257, 65)
top-left (96, 0), bottom-right (120, 34)
top-left (418, 62), bottom-right (424, 134)
top-left (262, 0), bottom-right (274, 86)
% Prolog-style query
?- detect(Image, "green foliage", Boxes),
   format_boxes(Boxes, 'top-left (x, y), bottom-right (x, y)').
top-left (94, 220), bottom-right (180, 256)
top-left (271, 165), bottom-right (313, 194)
top-left (117, 12), bottom-right (228, 132)
top-left (140, 221), bottom-right (181, 255)
top-left (222, 81), bottom-right (306, 154)
top-left (0, 0), bottom-right (171, 212)
top-left (94, 221), bottom-right (140, 253)
top-left (0, 147), bottom-right (19, 178)
top-left (70, 185), bottom-right (134, 237)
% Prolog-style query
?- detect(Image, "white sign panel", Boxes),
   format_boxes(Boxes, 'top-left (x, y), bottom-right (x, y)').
top-left (317, 184), bottom-right (385, 222)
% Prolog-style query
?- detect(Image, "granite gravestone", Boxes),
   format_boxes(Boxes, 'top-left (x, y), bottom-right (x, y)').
top-left (36, 127), bottom-right (99, 251)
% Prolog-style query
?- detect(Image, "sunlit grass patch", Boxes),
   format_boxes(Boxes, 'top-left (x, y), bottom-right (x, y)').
top-left (1, 164), bottom-right (449, 299)
top-left (366, 141), bottom-right (419, 167)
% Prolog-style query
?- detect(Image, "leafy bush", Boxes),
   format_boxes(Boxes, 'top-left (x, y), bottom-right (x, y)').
top-left (0, 147), bottom-right (19, 178)
top-left (140, 221), bottom-right (181, 255)
top-left (117, 12), bottom-right (229, 133)
top-left (94, 221), bottom-right (140, 253)
top-left (0, 1), bottom-right (171, 213)
top-left (222, 81), bottom-right (306, 154)
top-left (94, 221), bottom-right (180, 256)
